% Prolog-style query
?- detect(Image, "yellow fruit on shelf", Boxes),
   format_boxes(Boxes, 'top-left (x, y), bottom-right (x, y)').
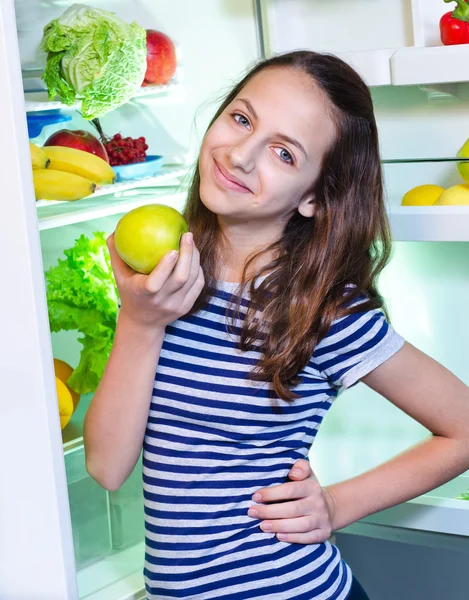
top-left (435, 184), bottom-right (469, 206)
top-left (29, 142), bottom-right (50, 170)
top-left (53, 358), bottom-right (81, 410)
top-left (401, 184), bottom-right (444, 206)
top-left (43, 146), bottom-right (116, 185)
top-left (457, 138), bottom-right (469, 183)
top-left (33, 169), bottom-right (96, 201)
top-left (55, 376), bottom-right (74, 430)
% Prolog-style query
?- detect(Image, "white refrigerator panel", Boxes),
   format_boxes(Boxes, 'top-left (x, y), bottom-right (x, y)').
top-left (0, 0), bottom-right (77, 598)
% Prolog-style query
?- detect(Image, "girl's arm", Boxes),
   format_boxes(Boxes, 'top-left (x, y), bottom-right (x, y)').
top-left (84, 232), bottom-right (204, 491)
top-left (249, 342), bottom-right (469, 542)
top-left (83, 313), bottom-right (165, 491)
top-left (326, 341), bottom-right (469, 531)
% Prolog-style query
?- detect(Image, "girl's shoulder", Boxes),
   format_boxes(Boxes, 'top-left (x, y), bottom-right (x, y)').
top-left (312, 292), bottom-right (405, 390)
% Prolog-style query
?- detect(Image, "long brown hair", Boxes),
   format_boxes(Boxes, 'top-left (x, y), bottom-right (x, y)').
top-left (184, 50), bottom-right (392, 401)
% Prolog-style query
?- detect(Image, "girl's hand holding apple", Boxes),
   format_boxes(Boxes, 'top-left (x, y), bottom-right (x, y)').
top-left (107, 231), bottom-right (204, 331)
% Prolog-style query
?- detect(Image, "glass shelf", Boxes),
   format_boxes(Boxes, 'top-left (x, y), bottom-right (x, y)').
top-left (25, 80), bottom-right (183, 113)
top-left (24, 66), bottom-right (185, 113)
top-left (37, 166), bottom-right (190, 231)
top-left (383, 157), bottom-right (469, 164)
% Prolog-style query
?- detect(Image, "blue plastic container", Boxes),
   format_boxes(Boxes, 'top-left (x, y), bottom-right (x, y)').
top-left (26, 110), bottom-right (72, 139)
top-left (111, 155), bottom-right (165, 182)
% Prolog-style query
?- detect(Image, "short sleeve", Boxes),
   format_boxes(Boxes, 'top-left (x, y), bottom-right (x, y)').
top-left (313, 306), bottom-right (405, 390)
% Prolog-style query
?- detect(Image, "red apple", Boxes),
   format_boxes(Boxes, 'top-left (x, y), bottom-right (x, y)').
top-left (44, 129), bottom-right (109, 163)
top-left (143, 30), bottom-right (177, 86)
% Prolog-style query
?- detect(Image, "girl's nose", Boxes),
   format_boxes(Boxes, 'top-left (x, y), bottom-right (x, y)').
top-left (227, 141), bottom-right (256, 173)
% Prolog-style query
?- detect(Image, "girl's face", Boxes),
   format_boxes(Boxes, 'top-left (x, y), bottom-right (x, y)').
top-left (199, 66), bottom-right (336, 228)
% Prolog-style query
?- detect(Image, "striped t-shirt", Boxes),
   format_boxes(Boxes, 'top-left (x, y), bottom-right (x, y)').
top-left (142, 280), bottom-right (404, 599)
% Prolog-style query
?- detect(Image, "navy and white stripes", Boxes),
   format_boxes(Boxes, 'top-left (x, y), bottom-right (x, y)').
top-left (143, 281), bottom-right (404, 599)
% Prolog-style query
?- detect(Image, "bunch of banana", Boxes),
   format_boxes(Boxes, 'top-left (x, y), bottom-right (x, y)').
top-left (33, 170), bottom-right (96, 201)
top-left (43, 146), bottom-right (116, 185)
top-left (30, 142), bottom-right (50, 169)
top-left (29, 142), bottom-right (116, 202)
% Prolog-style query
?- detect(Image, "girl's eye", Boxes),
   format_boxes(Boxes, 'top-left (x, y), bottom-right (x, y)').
top-left (233, 113), bottom-right (250, 128)
top-left (273, 147), bottom-right (294, 165)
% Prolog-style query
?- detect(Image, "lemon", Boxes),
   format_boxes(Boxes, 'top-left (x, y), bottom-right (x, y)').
top-left (435, 184), bottom-right (469, 206)
top-left (54, 358), bottom-right (81, 409)
top-left (55, 376), bottom-right (74, 430)
top-left (457, 137), bottom-right (469, 183)
top-left (401, 184), bottom-right (444, 206)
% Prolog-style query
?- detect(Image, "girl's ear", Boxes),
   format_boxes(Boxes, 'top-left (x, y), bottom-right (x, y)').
top-left (298, 193), bottom-right (316, 218)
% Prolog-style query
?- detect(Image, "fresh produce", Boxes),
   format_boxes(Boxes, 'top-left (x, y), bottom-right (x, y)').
top-left (43, 146), bottom-right (116, 185)
top-left (457, 136), bottom-right (469, 182)
top-left (55, 376), bottom-right (74, 430)
top-left (435, 184), bottom-right (469, 205)
top-left (33, 169), bottom-right (96, 201)
top-left (30, 142), bottom-right (50, 170)
top-left (115, 204), bottom-right (188, 274)
top-left (44, 129), bottom-right (109, 163)
top-left (54, 358), bottom-right (81, 409)
top-left (45, 232), bottom-right (119, 394)
top-left (460, 488), bottom-right (469, 500)
top-left (440, 0), bottom-right (469, 45)
top-left (143, 30), bottom-right (177, 86)
top-left (104, 134), bottom-right (149, 166)
top-left (90, 118), bottom-right (149, 166)
top-left (40, 4), bottom-right (147, 119)
top-left (401, 184), bottom-right (444, 206)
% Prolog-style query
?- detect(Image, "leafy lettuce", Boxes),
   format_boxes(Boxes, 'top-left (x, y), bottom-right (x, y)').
top-left (41, 4), bottom-right (147, 119)
top-left (45, 232), bottom-right (119, 394)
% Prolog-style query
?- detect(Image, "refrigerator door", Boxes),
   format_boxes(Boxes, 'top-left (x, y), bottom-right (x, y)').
top-left (0, 0), bottom-right (77, 598)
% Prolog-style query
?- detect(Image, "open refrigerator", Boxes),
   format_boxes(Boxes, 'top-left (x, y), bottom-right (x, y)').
top-left (1, 1), bottom-right (469, 599)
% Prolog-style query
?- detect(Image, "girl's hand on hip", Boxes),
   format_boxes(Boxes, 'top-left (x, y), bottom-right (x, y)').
top-left (248, 459), bottom-right (336, 544)
top-left (107, 231), bottom-right (204, 330)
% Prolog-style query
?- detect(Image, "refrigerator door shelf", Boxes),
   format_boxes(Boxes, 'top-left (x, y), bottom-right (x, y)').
top-left (334, 49), bottom-right (395, 87)
top-left (391, 45), bottom-right (469, 87)
top-left (383, 157), bottom-right (469, 241)
top-left (389, 205), bottom-right (469, 242)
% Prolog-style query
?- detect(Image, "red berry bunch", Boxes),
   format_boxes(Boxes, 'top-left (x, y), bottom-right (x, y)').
top-left (104, 133), bottom-right (149, 166)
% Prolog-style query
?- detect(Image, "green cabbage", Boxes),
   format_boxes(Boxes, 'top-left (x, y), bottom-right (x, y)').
top-left (41, 4), bottom-right (147, 119)
top-left (45, 232), bottom-right (119, 394)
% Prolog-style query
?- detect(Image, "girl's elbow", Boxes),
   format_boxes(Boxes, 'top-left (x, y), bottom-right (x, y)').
top-left (85, 456), bottom-right (124, 492)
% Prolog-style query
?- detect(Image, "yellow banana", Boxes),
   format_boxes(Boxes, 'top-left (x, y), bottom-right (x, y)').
top-left (30, 142), bottom-right (50, 169)
top-left (33, 169), bottom-right (96, 201)
top-left (43, 146), bottom-right (116, 185)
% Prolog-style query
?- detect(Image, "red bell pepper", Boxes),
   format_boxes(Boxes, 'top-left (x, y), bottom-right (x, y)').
top-left (440, 0), bottom-right (469, 45)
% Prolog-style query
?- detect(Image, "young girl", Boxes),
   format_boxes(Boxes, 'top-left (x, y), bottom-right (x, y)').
top-left (84, 51), bottom-right (469, 600)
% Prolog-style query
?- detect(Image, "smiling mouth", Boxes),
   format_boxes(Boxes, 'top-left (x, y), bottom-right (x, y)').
top-left (213, 160), bottom-right (252, 193)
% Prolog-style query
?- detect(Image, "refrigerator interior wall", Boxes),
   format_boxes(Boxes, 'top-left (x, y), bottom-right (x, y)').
top-left (313, 241), bottom-right (469, 483)
top-left (373, 85), bottom-right (469, 164)
top-left (266, 0), bottom-right (413, 53)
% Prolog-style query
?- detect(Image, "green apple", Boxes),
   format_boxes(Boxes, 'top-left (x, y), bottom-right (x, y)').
top-left (115, 204), bottom-right (189, 274)
top-left (457, 137), bottom-right (469, 183)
